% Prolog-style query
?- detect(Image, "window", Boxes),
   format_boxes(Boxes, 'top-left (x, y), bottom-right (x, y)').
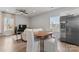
top-left (3, 14), bottom-right (15, 33)
top-left (50, 16), bottom-right (60, 32)
top-left (4, 17), bottom-right (14, 31)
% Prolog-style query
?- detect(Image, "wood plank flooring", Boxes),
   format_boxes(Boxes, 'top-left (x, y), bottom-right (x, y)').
top-left (57, 41), bottom-right (79, 52)
top-left (0, 35), bottom-right (79, 52)
top-left (0, 35), bottom-right (26, 52)
top-left (53, 32), bottom-right (79, 52)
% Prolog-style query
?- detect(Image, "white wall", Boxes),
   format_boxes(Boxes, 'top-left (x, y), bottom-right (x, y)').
top-left (29, 7), bottom-right (78, 31)
top-left (16, 15), bottom-right (29, 27)
top-left (1, 15), bottom-right (29, 32)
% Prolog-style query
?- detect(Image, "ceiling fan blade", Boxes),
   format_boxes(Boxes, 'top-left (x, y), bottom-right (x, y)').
top-left (24, 12), bottom-right (28, 14)
top-left (16, 9), bottom-right (28, 14)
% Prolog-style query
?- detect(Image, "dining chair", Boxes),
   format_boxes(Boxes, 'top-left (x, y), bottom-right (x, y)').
top-left (22, 28), bottom-right (43, 41)
top-left (25, 29), bottom-right (40, 52)
top-left (44, 37), bottom-right (57, 52)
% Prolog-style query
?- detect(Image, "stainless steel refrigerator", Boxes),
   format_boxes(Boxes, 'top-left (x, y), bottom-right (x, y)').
top-left (60, 15), bottom-right (79, 46)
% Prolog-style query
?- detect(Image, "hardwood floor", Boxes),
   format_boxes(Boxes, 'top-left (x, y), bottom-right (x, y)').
top-left (53, 32), bottom-right (79, 52)
top-left (57, 40), bottom-right (79, 52)
top-left (0, 35), bottom-right (26, 52)
top-left (0, 34), bottom-right (79, 52)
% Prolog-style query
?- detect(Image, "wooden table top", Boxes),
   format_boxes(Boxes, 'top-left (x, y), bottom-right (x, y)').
top-left (34, 31), bottom-right (53, 37)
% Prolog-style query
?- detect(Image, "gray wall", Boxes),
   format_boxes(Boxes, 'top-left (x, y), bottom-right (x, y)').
top-left (29, 7), bottom-right (78, 31)
top-left (16, 15), bottom-right (29, 27)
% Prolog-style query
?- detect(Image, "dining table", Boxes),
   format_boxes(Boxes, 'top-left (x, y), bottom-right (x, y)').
top-left (34, 31), bottom-right (53, 52)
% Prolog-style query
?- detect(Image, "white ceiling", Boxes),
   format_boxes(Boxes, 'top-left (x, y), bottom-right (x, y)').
top-left (0, 7), bottom-right (60, 17)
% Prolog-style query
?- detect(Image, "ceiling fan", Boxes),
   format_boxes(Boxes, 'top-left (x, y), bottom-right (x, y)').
top-left (0, 9), bottom-right (28, 16)
top-left (16, 9), bottom-right (28, 14)
top-left (0, 11), bottom-right (15, 14)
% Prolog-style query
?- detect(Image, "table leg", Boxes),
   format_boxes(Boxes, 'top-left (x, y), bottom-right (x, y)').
top-left (40, 39), bottom-right (44, 52)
